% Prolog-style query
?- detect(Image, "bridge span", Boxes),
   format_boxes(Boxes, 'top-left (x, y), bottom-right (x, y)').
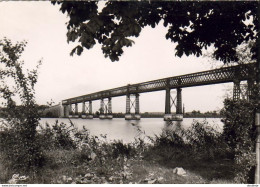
top-left (51, 63), bottom-right (256, 121)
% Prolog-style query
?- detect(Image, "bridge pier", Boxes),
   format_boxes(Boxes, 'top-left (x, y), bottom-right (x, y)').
top-left (63, 104), bottom-right (69, 118)
top-left (107, 97), bottom-right (113, 119)
top-left (247, 79), bottom-right (254, 100)
top-left (82, 102), bottom-right (86, 118)
top-left (233, 80), bottom-right (241, 101)
top-left (88, 101), bottom-right (94, 119)
top-left (99, 98), bottom-right (105, 119)
top-left (68, 103), bottom-right (79, 118)
top-left (82, 101), bottom-right (93, 119)
top-left (125, 94), bottom-right (141, 120)
top-left (176, 88), bottom-right (183, 114)
top-left (164, 87), bottom-right (183, 121)
top-left (74, 103), bottom-right (79, 118)
top-left (68, 104), bottom-right (73, 118)
top-left (99, 98), bottom-right (113, 119)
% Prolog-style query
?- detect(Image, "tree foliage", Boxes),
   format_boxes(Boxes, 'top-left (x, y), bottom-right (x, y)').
top-left (221, 98), bottom-right (256, 183)
top-left (220, 82), bottom-right (260, 183)
top-left (53, 1), bottom-right (258, 62)
top-left (0, 38), bottom-right (44, 173)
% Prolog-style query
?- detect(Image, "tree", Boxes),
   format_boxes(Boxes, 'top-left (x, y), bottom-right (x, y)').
top-left (221, 97), bottom-right (257, 183)
top-left (0, 38), bottom-right (44, 172)
top-left (53, 1), bottom-right (258, 63)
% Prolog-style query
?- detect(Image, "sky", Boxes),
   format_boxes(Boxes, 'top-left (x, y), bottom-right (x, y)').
top-left (0, 1), bottom-right (233, 113)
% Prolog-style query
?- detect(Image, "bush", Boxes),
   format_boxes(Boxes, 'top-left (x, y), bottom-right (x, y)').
top-left (0, 38), bottom-right (44, 174)
top-left (146, 120), bottom-right (229, 163)
top-left (185, 120), bottom-right (229, 160)
top-left (38, 120), bottom-right (76, 150)
top-left (111, 141), bottom-right (136, 158)
top-left (37, 120), bottom-right (142, 177)
top-left (0, 129), bottom-right (45, 174)
top-left (221, 98), bottom-right (256, 183)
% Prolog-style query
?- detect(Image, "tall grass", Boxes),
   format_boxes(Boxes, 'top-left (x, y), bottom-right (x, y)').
top-left (0, 119), bottom-right (240, 183)
top-left (147, 120), bottom-right (230, 161)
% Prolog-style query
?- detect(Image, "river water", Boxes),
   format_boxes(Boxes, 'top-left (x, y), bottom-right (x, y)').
top-left (39, 118), bottom-right (223, 143)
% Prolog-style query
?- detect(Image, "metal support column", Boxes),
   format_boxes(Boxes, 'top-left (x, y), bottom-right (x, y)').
top-left (135, 94), bottom-right (139, 114)
top-left (164, 83), bottom-right (183, 121)
top-left (81, 102), bottom-right (86, 119)
top-left (74, 103), bottom-right (79, 118)
top-left (83, 100), bottom-right (93, 119)
top-left (106, 98), bottom-right (113, 119)
top-left (176, 88), bottom-right (182, 114)
top-left (100, 98), bottom-right (104, 114)
top-left (247, 79), bottom-right (254, 101)
top-left (63, 105), bottom-right (69, 118)
top-left (89, 101), bottom-right (92, 114)
top-left (233, 80), bottom-right (241, 101)
top-left (126, 94), bottom-right (130, 114)
top-left (165, 87), bottom-right (171, 114)
top-left (82, 102), bottom-right (86, 114)
top-left (99, 98), bottom-right (106, 119)
top-left (108, 97), bottom-right (112, 114)
top-left (69, 104), bottom-right (73, 117)
top-left (75, 103), bottom-right (78, 114)
top-left (87, 100), bottom-right (94, 119)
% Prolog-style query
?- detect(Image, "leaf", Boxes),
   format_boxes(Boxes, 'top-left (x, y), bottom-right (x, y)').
top-left (76, 46), bottom-right (83, 55)
top-left (54, 1), bottom-right (258, 62)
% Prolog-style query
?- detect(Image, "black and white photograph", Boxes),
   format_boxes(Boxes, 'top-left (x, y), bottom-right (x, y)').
top-left (0, 0), bottom-right (260, 185)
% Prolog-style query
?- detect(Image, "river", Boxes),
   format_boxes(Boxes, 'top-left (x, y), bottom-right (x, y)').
top-left (39, 118), bottom-right (223, 143)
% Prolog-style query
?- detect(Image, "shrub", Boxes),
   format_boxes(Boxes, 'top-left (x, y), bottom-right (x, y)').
top-left (185, 120), bottom-right (228, 160)
top-left (38, 120), bottom-right (76, 150)
top-left (221, 98), bottom-right (256, 183)
top-left (0, 38), bottom-right (44, 174)
top-left (37, 120), bottom-right (141, 177)
top-left (147, 120), bottom-right (228, 162)
top-left (111, 141), bottom-right (135, 158)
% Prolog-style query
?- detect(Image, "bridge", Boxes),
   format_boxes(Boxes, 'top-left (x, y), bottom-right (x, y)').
top-left (46, 63), bottom-right (256, 121)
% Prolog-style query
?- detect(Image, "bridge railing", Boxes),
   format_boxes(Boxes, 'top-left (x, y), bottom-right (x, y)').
top-left (62, 63), bottom-right (256, 105)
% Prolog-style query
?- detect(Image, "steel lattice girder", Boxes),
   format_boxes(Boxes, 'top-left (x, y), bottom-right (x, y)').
top-left (62, 63), bottom-right (256, 105)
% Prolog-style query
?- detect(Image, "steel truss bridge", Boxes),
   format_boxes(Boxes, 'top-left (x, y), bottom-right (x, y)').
top-left (56, 63), bottom-right (256, 121)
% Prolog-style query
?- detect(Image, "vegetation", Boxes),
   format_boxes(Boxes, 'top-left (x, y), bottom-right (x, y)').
top-left (221, 99), bottom-right (256, 183)
top-left (53, 1), bottom-right (258, 63)
top-left (0, 38), bottom-right (44, 175)
top-left (185, 110), bottom-right (221, 118)
top-left (1, 0), bottom-right (260, 180)
top-left (0, 119), bottom-right (234, 184)
top-left (0, 104), bottom-right (49, 118)
top-left (0, 111), bottom-right (256, 184)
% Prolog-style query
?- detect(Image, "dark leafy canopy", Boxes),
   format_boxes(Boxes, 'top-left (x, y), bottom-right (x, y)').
top-left (53, 1), bottom-right (258, 62)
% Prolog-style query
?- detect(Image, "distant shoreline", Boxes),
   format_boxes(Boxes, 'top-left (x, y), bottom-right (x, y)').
top-left (40, 115), bottom-right (222, 119)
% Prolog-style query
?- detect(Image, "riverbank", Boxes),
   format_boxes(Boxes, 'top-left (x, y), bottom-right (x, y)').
top-left (6, 149), bottom-right (233, 184)
top-left (0, 120), bottom-right (236, 184)
top-left (0, 143), bottom-right (235, 184)
top-left (40, 114), bottom-right (223, 119)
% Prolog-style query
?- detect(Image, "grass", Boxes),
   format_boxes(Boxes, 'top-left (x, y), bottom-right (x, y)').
top-left (129, 159), bottom-right (207, 184)
top-left (0, 146), bottom-right (236, 184)
top-left (142, 145), bottom-right (236, 183)
top-left (0, 120), bottom-right (238, 184)
top-left (144, 148), bottom-right (236, 180)
top-left (0, 144), bottom-right (236, 184)
top-left (13, 149), bottom-right (234, 184)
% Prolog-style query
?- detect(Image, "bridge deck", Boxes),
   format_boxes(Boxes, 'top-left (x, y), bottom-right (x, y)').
top-left (62, 63), bottom-right (256, 105)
